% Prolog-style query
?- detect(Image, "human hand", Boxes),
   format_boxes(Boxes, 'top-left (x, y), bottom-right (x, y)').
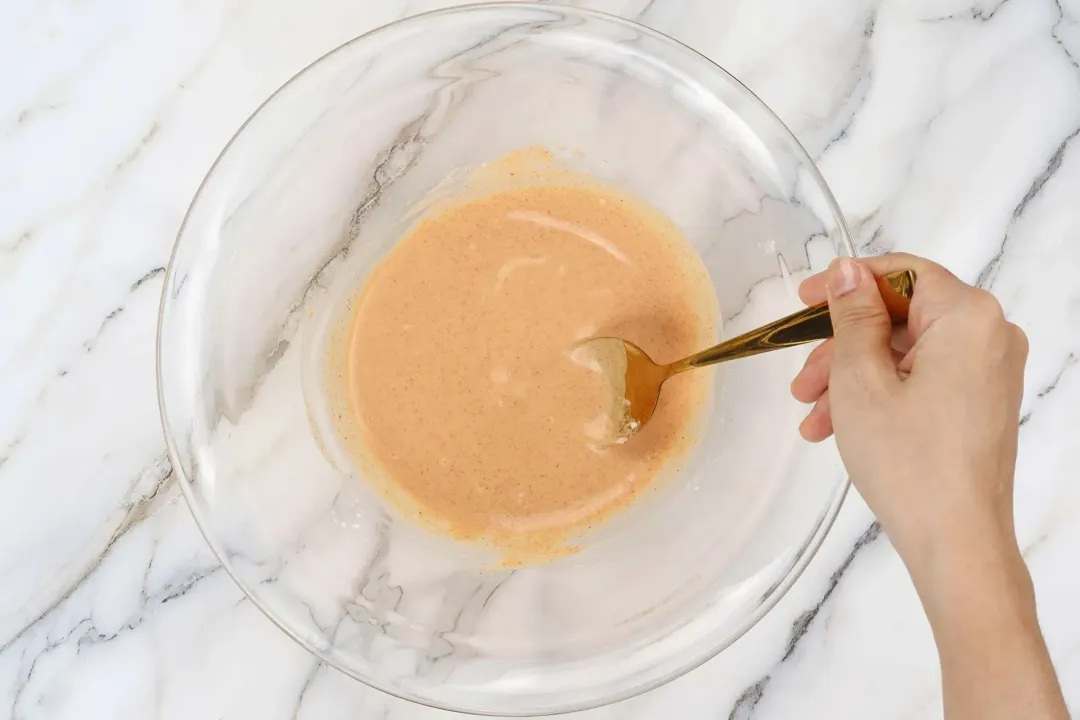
top-left (790, 253), bottom-right (1029, 568)
top-left (790, 254), bottom-right (1073, 720)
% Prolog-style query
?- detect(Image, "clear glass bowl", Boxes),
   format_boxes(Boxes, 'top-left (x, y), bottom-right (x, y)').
top-left (157, 4), bottom-right (853, 715)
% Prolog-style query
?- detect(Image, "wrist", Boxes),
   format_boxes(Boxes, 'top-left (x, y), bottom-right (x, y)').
top-left (900, 515), bottom-right (1035, 631)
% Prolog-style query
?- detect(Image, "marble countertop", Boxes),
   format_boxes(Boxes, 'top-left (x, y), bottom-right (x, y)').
top-left (3, 0), bottom-right (1079, 717)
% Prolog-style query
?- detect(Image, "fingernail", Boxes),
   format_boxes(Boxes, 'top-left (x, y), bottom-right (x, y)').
top-left (828, 257), bottom-right (861, 297)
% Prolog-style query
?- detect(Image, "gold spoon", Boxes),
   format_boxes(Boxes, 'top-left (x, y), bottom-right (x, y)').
top-left (575, 269), bottom-right (916, 444)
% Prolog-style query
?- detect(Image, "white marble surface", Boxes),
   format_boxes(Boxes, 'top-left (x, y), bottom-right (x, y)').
top-left (2, 0), bottom-right (1079, 717)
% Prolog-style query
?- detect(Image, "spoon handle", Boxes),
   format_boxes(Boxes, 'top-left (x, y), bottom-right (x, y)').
top-left (671, 269), bottom-right (916, 372)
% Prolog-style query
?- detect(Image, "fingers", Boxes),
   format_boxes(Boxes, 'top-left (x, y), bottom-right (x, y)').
top-left (799, 252), bottom-right (974, 342)
top-left (793, 340), bottom-right (905, 405)
top-left (791, 340), bottom-right (833, 403)
top-left (853, 251), bottom-right (946, 278)
top-left (795, 261), bottom-right (897, 441)
top-left (798, 272), bottom-right (829, 306)
top-left (826, 257), bottom-right (900, 392)
top-left (1009, 322), bottom-right (1030, 363)
top-left (800, 252), bottom-right (946, 305)
top-left (799, 390), bottom-right (833, 442)
top-left (871, 254), bottom-right (968, 339)
top-left (891, 324), bottom-right (913, 355)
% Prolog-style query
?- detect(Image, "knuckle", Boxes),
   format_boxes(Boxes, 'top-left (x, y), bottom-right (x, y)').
top-left (897, 254), bottom-right (954, 286)
top-left (970, 289), bottom-right (1006, 321)
top-left (963, 291), bottom-right (1008, 339)
top-left (1009, 323), bottom-right (1030, 358)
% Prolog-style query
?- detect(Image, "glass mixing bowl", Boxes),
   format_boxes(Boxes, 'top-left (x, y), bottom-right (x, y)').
top-left (157, 4), bottom-right (854, 715)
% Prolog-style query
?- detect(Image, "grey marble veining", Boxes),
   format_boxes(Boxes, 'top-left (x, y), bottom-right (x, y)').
top-left (1, 0), bottom-right (1079, 718)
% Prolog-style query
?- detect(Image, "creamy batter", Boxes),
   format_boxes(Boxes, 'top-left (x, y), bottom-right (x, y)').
top-left (331, 150), bottom-right (717, 564)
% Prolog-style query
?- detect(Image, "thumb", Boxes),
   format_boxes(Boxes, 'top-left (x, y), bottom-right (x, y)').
top-left (826, 257), bottom-right (899, 389)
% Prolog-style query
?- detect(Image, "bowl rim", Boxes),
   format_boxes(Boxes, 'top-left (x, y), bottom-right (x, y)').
top-left (156, 2), bottom-right (855, 715)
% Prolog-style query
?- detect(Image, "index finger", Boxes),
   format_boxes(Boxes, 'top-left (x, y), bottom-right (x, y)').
top-left (798, 253), bottom-right (921, 305)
